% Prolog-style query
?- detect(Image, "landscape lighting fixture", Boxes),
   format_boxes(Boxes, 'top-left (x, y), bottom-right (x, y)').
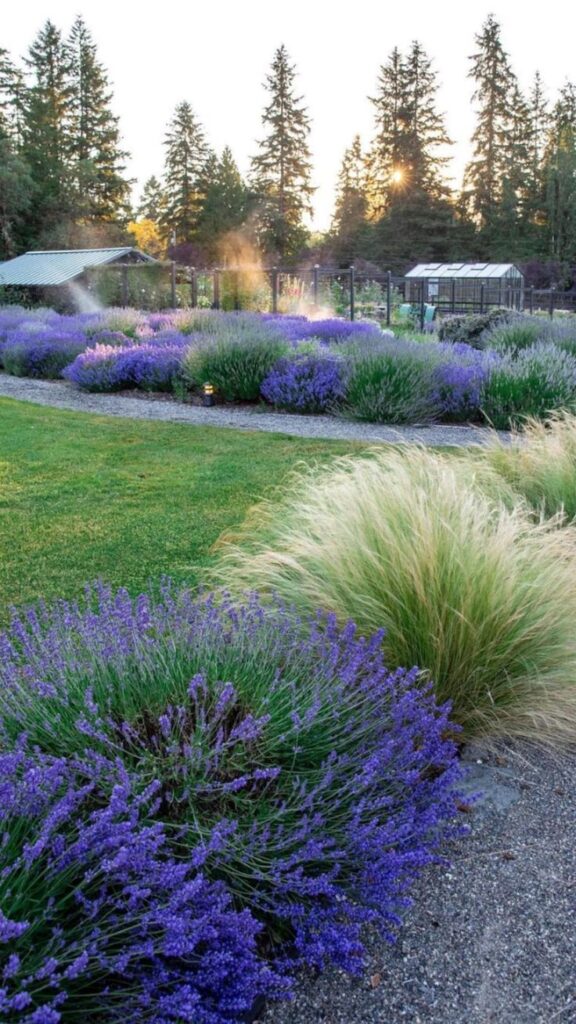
top-left (202, 382), bottom-right (215, 407)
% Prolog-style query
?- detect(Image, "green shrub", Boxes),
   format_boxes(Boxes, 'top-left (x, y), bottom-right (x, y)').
top-left (214, 447), bottom-right (576, 742)
top-left (483, 321), bottom-right (542, 353)
top-left (481, 344), bottom-right (576, 429)
top-left (344, 344), bottom-right (439, 423)
top-left (182, 325), bottom-right (290, 401)
top-left (439, 308), bottom-right (515, 346)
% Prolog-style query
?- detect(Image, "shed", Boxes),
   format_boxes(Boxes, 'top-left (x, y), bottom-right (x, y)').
top-left (0, 247), bottom-right (156, 288)
top-left (405, 263), bottom-right (524, 312)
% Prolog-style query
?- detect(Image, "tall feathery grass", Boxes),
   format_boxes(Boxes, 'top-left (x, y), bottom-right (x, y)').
top-left (214, 447), bottom-right (576, 742)
top-left (484, 412), bottom-right (576, 523)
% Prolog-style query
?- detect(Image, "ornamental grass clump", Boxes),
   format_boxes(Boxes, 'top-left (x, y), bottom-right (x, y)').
top-left (481, 343), bottom-right (576, 428)
top-left (215, 448), bottom-right (576, 742)
top-left (0, 584), bottom-right (462, 1019)
top-left (484, 411), bottom-right (576, 523)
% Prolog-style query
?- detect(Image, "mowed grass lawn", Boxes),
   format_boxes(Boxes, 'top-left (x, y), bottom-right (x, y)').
top-left (0, 398), bottom-right (365, 620)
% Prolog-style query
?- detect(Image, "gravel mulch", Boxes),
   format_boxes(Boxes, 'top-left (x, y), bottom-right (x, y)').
top-left (263, 741), bottom-right (576, 1024)
top-left (0, 374), bottom-right (510, 447)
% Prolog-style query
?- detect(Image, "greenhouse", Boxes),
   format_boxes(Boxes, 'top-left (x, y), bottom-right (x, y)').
top-left (405, 263), bottom-right (525, 312)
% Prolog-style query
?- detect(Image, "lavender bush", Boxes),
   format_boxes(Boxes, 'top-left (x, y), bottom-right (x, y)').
top-left (0, 584), bottom-right (462, 1019)
top-left (261, 353), bottom-right (347, 412)
top-left (1, 332), bottom-right (87, 378)
top-left (481, 343), bottom-right (576, 428)
top-left (63, 343), bottom-right (187, 392)
top-left (344, 339), bottom-right (442, 423)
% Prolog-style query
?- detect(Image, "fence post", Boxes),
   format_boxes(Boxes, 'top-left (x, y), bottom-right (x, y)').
top-left (386, 270), bottom-right (392, 326)
top-left (213, 269), bottom-right (221, 310)
top-left (480, 283), bottom-right (485, 314)
top-left (529, 286), bottom-right (534, 314)
top-left (313, 264), bottom-right (320, 309)
top-left (271, 267), bottom-right (279, 314)
top-left (549, 289), bottom-right (555, 319)
top-left (170, 261), bottom-right (177, 308)
top-left (190, 267), bottom-right (197, 308)
top-left (349, 265), bottom-right (355, 322)
top-left (120, 265), bottom-right (129, 307)
top-left (233, 270), bottom-right (240, 311)
top-left (451, 278), bottom-right (456, 313)
top-left (419, 282), bottom-right (426, 331)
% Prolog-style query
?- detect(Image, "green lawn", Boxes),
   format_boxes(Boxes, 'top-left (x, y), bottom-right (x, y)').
top-left (0, 398), bottom-right (367, 619)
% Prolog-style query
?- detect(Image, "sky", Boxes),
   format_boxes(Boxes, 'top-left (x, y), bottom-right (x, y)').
top-left (4, 0), bottom-right (576, 229)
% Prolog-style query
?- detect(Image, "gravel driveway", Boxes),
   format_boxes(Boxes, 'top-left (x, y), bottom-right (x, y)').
top-left (264, 741), bottom-right (576, 1024)
top-left (0, 374), bottom-right (510, 447)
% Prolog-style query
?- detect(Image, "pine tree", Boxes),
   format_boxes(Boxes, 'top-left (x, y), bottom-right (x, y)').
top-left (21, 20), bottom-right (73, 245)
top-left (65, 15), bottom-right (130, 222)
top-left (161, 101), bottom-right (210, 244)
top-left (520, 72), bottom-right (550, 251)
top-left (196, 147), bottom-right (250, 262)
top-left (250, 45), bottom-right (314, 263)
top-left (543, 83), bottom-right (576, 263)
top-left (366, 42), bottom-right (454, 266)
top-left (330, 136), bottom-right (369, 263)
top-left (0, 137), bottom-right (33, 257)
top-left (462, 15), bottom-right (517, 248)
top-left (137, 175), bottom-right (165, 222)
top-left (0, 48), bottom-right (25, 144)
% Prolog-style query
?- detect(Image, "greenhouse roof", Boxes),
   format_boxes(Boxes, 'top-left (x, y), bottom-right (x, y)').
top-left (406, 263), bottom-right (523, 279)
top-left (0, 248), bottom-right (156, 287)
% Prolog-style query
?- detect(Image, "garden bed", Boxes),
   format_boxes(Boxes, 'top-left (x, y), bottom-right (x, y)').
top-left (2, 305), bottom-right (576, 431)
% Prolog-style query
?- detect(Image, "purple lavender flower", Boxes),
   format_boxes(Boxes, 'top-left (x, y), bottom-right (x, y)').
top-left (261, 354), bottom-right (347, 412)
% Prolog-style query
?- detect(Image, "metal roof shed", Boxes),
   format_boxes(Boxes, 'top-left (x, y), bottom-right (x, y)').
top-left (405, 263), bottom-right (524, 313)
top-left (0, 247), bottom-right (156, 287)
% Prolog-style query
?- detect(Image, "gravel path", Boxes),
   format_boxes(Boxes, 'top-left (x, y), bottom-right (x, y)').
top-left (0, 374), bottom-right (509, 447)
top-left (264, 741), bottom-right (576, 1024)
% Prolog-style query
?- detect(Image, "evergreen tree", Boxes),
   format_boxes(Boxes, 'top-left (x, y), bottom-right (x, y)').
top-left (0, 137), bottom-right (33, 257)
top-left (0, 48), bottom-right (25, 144)
top-left (161, 101), bottom-right (210, 244)
top-left (137, 175), bottom-right (165, 222)
top-left (542, 83), bottom-right (576, 263)
top-left (366, 42), bottom-right (454, 266)
top-left (65, 15), bottom-right (130, 222)
top-left (520, 72), bottom-right (550, 251)
top-left (330, 135), bottom-right (369, 263)
top-left (462, 15), bottom-right (517, 248)
top-left (21, 20), bottom-right (73, 245)
top-left (250, 45), bottom-right (314, 262)
top-left (197, 147), bottom-right (250, 262)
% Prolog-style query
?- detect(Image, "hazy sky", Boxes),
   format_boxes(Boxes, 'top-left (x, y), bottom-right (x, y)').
top-left (4, 1), bottom-right (576, 228)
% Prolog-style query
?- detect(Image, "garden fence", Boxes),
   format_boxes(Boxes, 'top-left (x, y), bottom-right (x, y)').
top-left (87, 262), bottom-right (576, 329)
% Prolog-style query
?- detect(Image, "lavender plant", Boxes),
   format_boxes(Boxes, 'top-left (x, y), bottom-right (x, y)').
top-left (481, 343), bottom-right (576, 428)
top-left (63, 343), bottom-right (188, 392)
top-left (0, 584), bottom-right (462, 1019)
top-left (1, 332), bottom-right (88, 378)
top-left (261, 353), bottom-right (347, 412)
top-left (344, 339), bottom-right (441, 423)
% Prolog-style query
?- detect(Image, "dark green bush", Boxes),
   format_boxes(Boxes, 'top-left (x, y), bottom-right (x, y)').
top-left (439, 308), bottom-right (516, 347)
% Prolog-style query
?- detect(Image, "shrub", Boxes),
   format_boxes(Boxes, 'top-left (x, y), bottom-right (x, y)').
top-left (0, 584), bottom-right (461, 1018)
top-left (1, 333), bottom-right (87, 378)
top-left (182, 324), bottom-right (290, 401)
top-left (432, 343), bottom-right (499, 422)
top-left (481, 343), bottom-right (576, 429)
top-left (261, 353), bottom-right (347, 412)
top-left (0, 740), bottom-right (285, 1023)
top-left (481, 320), bottom-right (542, 352)
top-left (344, 341), bottom-right (440, 423)
top-left (214, 448), bottom-right (576, 742)
top-left (64, 343), bottom-right (187, 392)
top-left (438, 308), bottom-right (515, 346)
top-left (484, 412), bottom-right (576, 523)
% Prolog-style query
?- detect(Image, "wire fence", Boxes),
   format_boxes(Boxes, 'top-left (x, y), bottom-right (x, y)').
top-left (86, 262), bottom-right (576, 329)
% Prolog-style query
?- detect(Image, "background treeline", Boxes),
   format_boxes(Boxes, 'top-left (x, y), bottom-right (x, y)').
top-left (1, 14), bottom-right (575, 286)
